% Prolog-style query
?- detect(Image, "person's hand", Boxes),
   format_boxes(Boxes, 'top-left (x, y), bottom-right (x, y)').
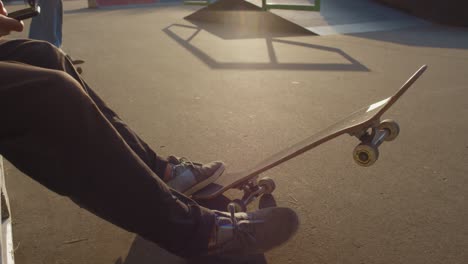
top-left (0, 0), bottom-right (24, 37)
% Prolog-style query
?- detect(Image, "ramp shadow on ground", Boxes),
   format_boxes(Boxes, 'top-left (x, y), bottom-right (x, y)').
top-left (114, 195), bottom-right (275, 264)
top-left (163, 23), bottom-right (368, 71)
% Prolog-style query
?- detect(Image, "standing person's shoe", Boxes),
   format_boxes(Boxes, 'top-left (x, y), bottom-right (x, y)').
top-left (207, 206), bottom-right (299, 256)
top-left (166, 156), bottom-right (225, 195)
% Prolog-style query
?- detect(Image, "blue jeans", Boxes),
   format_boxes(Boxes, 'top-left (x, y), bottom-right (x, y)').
top-left (29, 0), bottom-right (63, 48)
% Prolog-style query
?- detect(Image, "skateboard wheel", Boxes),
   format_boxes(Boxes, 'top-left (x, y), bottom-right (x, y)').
top-left (353, 143), bottom-right (379, 167)
top-left (258, 177), bottom-right (276, 194)
top-left (378, 119), bottom-right (399, 141)
top-left (229, 199), bottom-right (247, 212)
top-left (77, 67), bottom-right (83, 74)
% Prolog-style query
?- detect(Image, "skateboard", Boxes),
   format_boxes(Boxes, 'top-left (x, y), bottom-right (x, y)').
top-left (192, 65), bottom-right (428, 211)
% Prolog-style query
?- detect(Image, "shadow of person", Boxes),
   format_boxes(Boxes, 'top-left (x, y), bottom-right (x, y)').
top-left (114, 236), bottom-right (186, 264)
top-left (115, 195), bottom-right (267, 264)
top-left (258, 194), bottom-right (277, 209)
top-left (115, 235), bottom-right (267, 264)
top-left (188, 254), bottom-right (267, 264)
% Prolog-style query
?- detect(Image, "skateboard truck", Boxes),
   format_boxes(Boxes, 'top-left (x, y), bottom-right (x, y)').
top-left (228, 176), bottom-right (276, 212)
top-left (352, 119), bottom-right (400, 167)
top-left (228, 119), bottom-right (400, 211)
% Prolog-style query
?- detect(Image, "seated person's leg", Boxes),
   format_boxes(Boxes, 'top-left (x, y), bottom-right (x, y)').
top-left (0, 60), bottom-right (214, 256)
top-left (0, 39), bottom-right (224, 193)
top-left (0, 61), bottom-right (299, 257)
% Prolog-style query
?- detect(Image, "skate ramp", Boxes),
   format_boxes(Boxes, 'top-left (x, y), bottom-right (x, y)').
top-left (184, 0), bottom-right (317, 39)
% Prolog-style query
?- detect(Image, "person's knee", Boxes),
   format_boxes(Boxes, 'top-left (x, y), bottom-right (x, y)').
top-left (5, 39), bottom-right (65, 69)
top-left (27, 40), bottom-right (64, 67)
top-left (32, 40), bottom-right (59, 55)
top-left (14, 69), bottom-right (90, 114)
top-left (42, 70), bottom-right (88, 103)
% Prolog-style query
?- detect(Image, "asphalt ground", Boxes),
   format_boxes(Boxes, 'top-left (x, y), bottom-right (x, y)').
top-left (3, 0), bottom-right (468, 263)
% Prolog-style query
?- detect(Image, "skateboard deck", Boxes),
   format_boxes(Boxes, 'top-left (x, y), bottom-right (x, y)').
top-left (192, 65), bottom-right (427, 203)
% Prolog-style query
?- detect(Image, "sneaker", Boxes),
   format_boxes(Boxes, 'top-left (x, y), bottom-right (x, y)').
top-left (166, 156), bottom-right (225, 195)
top-left (207, 206), bottom-right (299, 256)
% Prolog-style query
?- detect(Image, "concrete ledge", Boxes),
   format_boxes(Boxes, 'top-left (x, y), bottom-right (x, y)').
top-left (0, 157), bottom-right (15, 264)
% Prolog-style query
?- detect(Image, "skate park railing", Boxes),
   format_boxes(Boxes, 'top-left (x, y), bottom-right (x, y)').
top-left (184, 0), bottom-right (321, 11)
top-left (0, 157), bottom-right (15, 264)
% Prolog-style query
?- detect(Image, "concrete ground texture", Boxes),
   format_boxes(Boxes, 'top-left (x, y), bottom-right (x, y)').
top-left (3, 0), bottom-right (468, 263)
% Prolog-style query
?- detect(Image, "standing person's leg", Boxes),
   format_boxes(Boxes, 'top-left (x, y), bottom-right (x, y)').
top-left (56, 0), bottom-right (63, 47)
top-left (0, 39), bottom-right (224, 194)
top-left (29, 0), bottom-right (63, 47)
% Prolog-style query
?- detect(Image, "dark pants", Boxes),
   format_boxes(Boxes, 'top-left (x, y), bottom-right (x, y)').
top-left (0, 39), bottom-right (214, 257)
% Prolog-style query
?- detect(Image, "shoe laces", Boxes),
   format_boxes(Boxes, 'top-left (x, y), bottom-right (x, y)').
top-left (226, 204), bottom-right (265, 247)
top-left (171, 157), bottom-right (200, 175)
